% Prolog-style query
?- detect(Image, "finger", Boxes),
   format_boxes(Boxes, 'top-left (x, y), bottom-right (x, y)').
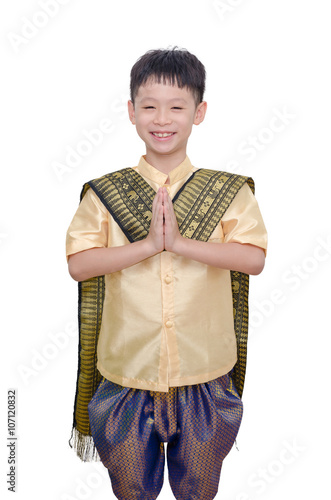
top-left (163, 191), bottom-right (169, 216)
top-left (162, 188), bottom-right (169, 208)
top-left (152, 189), bottom-right (162, 215)
top-left (155, 188), bottom-right (163, 205)
top-left (163, 198), bottom-right (174, 231)
top-left (157, 191), bottom-right (165, 226)
top-left (164, 191), bottom-right (174, 222)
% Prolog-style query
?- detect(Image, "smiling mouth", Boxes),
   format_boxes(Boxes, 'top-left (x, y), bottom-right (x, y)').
top-left (151, 132), bottom-right (175, 138)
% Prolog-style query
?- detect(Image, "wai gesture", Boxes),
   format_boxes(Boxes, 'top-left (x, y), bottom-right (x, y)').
top-left (146, 187), bottom-right (182, 255)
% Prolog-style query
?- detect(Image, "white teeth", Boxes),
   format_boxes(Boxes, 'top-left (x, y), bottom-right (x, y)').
top-left (152, 132), bottom-right (174, 137)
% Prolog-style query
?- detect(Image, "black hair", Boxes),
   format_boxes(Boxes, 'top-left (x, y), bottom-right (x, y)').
top-left (130, 47), bottom-right (206, 107)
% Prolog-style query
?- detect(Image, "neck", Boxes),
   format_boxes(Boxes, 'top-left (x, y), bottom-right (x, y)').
top-left (145, 150), bottom-right (187, 175)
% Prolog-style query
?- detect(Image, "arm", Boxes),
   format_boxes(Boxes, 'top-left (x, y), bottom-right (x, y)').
top-left (68, 184), bottom-right (265, 281)
top-left (167, 238), bottom-right (265, 275)
top-left (163, 187), bottom-right (265, 275)
top-left (68, 188), bottom-right (165, 281)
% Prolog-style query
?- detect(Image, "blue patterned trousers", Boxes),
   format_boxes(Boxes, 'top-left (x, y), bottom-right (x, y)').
top-left (88, 374), bottom-right (243, 500)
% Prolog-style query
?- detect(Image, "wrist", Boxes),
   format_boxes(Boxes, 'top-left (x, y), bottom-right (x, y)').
top-left (143, 234), bottom-right (163, 257)
top-left (168, 234), bottom-right (186, 255)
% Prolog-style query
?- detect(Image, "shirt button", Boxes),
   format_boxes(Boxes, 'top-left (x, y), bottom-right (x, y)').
top-left (165, 320), bottom-right (173, 328)
top-left (165, 275), bottom-right (172, 284)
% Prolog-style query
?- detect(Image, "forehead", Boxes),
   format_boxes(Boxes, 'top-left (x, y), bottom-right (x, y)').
top-left (135, 78), bottom-right (196, 103)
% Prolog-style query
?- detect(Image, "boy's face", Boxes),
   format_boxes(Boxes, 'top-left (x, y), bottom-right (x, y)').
top-left (128, 78), bottom-right (207, 165)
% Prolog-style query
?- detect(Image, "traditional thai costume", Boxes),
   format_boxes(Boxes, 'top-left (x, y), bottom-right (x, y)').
top-left (66, 156), bottom-right (267, 500)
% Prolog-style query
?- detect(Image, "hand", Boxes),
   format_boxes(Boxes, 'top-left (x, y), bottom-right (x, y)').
top-left (163, 187), bottom-right (183, 253)
top-left (145, 188), bottom-right (165, 254)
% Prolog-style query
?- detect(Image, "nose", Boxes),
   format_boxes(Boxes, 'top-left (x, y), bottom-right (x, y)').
top-left (153, 108), bottom-right (171, 126)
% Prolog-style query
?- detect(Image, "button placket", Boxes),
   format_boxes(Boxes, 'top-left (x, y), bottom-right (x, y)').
top-left (159, 250), bottom-right (177, 384)
top-left (161, 252), bottom-right (174, 330)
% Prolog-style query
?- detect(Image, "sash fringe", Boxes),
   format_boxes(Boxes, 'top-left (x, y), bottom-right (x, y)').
top-left (69, 427), bottom-right (100, 462)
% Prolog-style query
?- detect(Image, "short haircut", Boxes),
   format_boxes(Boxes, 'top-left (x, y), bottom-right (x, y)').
top-left (130, 47), bottom-right (206, 107)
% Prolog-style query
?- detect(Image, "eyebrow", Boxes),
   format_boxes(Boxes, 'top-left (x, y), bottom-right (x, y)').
top-left (139, 97), bottom-right (188, 103)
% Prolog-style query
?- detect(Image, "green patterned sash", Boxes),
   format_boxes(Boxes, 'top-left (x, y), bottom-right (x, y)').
top-left (69, 167), bottom-right (254, 461)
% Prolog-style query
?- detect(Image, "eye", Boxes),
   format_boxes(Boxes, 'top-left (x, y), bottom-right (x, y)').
top-left (172, 107), bottom-right (183, 110)
top-left (143, 106), bottom-right (155, 109)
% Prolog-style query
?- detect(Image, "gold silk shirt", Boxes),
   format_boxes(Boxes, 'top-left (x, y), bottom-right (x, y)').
top-left (66, 156), bottom-right (268, 392)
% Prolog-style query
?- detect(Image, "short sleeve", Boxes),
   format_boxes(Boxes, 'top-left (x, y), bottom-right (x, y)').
top-left (222, 183), bottom-right (268, 255)
top-left (66, 188), bottom-right (108, 261)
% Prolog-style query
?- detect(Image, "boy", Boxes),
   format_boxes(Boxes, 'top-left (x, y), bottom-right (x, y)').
top-left (66, 48), bottom-right (267, 500)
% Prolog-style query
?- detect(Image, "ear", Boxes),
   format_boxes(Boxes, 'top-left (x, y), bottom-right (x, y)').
top-left (194, 101), bottom-right (207, 125)
top-left (128, 100), bottom-right (136, 124)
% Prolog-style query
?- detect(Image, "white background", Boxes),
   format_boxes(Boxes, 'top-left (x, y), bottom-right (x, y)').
top-left (1, 1), bottom-right (330, 499)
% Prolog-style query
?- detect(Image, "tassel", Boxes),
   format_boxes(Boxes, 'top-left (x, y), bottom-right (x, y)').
top-left (69, 427), bottom-right (100, 462)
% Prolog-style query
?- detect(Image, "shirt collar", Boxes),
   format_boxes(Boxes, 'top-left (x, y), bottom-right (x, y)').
top-left (137, 155), bottom-right (194, 186)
